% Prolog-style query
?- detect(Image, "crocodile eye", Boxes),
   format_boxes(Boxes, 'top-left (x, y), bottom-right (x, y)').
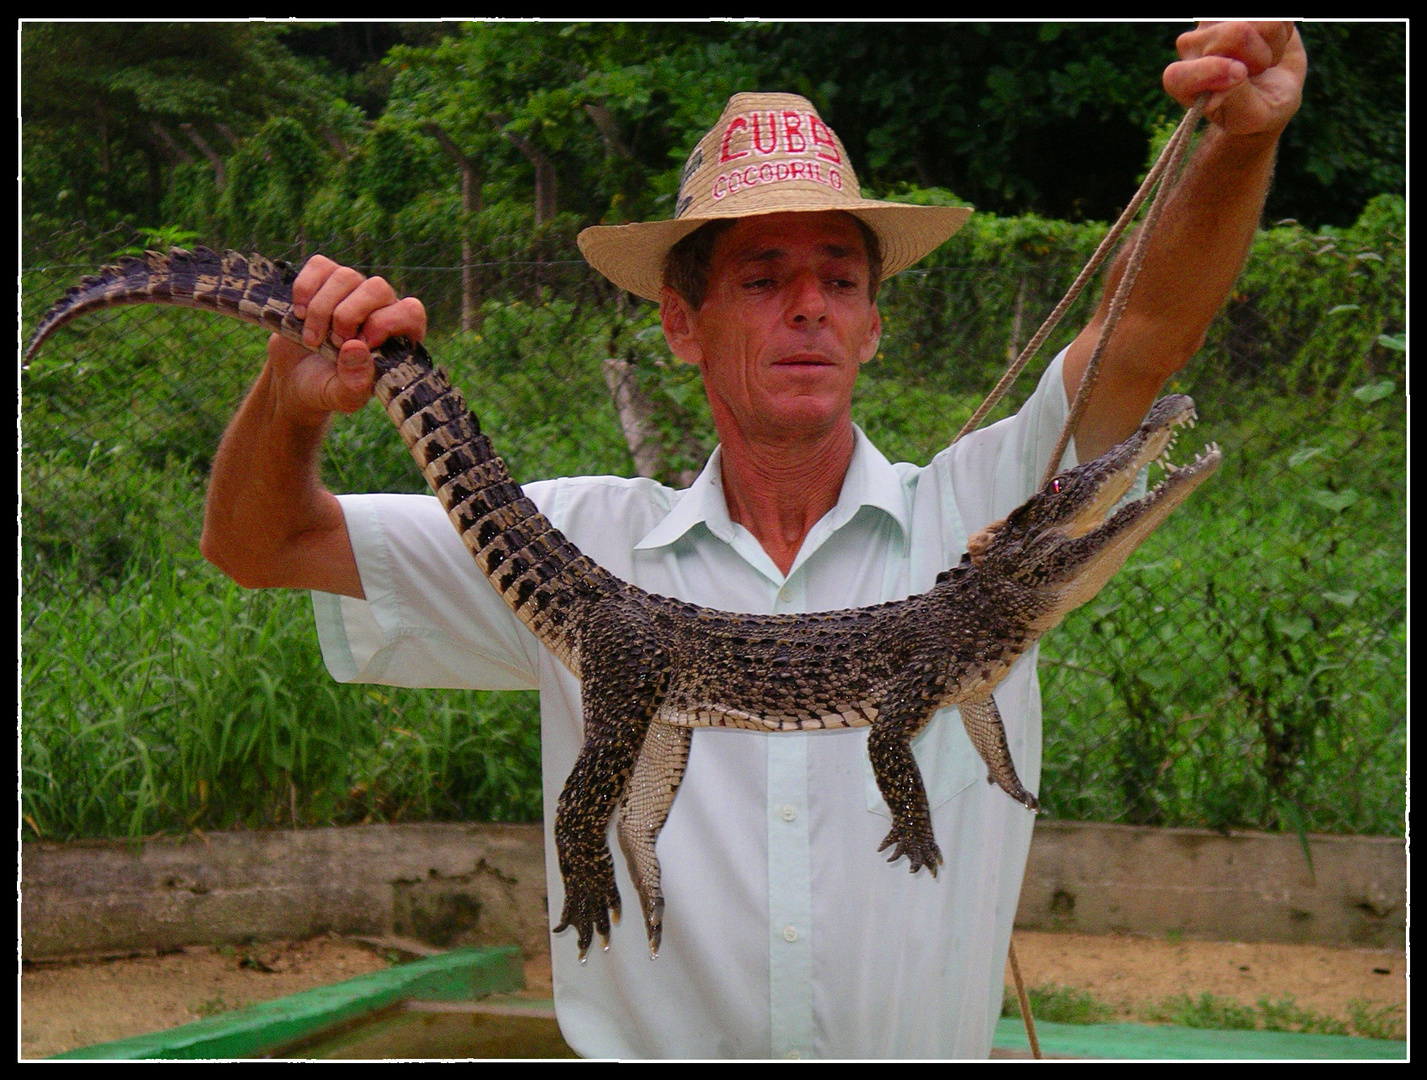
top-left (1052, 479), bottom-right (1061, 493)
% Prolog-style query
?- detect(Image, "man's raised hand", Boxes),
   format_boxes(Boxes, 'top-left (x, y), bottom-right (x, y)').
top-left (1164, 21), bottom-right (1306, 139)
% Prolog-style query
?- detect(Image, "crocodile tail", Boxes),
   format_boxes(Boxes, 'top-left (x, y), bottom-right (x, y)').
top-left (371, 340), bottom-right (618, 671)
top-left (24, 246), bottom-right (617, 672)
top-left (23, 247), bottom-right (308, 365)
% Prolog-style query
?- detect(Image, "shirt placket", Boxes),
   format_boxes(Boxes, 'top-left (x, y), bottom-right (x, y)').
top-left (766, 572), bottom-right (814, 1059)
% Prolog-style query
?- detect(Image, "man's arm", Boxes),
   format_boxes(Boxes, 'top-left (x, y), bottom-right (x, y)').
top-left (200, 258), bottom-right (427, 598)
top-left (1064, 21), bottom-right (1307, 462)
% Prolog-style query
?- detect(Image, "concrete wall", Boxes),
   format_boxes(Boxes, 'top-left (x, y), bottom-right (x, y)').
top-left (21, 823), bottom-right (549, 961)
top-left (1016, 821), bottom-right (1404, 949)
top-left (21, 820), bottom-right (1405, 960)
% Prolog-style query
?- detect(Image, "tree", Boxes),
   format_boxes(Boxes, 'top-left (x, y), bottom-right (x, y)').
top-left (754, 21), bottom-right (1403, 227)
top-left (21, 22), bottom-right (341, 231)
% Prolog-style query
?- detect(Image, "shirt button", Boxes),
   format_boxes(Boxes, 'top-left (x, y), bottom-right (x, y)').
top-left (780, 804), bottom-right (797, 822)
top-left (783, 925), bottom-right (799, 943)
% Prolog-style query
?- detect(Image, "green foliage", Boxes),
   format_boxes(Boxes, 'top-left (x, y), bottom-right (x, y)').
top-left (763, 23), bottom-right (1178, 222)
top-left (22, 558), bottom-right (542, 841)
top-left (1137, 992), bottom-right (1374, 1036)
top-left (21, 21), bottom-right (1403, 245)
top-left (21, 22), bottom-right (339, 231)
top-left (1003, 984), bottom-right (1115, 1025)
top-left (1272, 24), bottom-right (1406, 227)
top-left (219, 117), bottom-right (327, 246)
top-left (1040, 380), bottom-right (1405, 835)
top-left (1256, 995), bottom-right (1350, 1036)
top-left (1346, 999), bottom-right (1405, 1041)
top-left (1195, 194), bottom-right (1406, 400)
top-left (1001, 986), bottom-right (1398, 1039)
top-left (1143, 992), bottom-right (1259, 1030)
top-left (19, 194), bottom-right (1404, 840)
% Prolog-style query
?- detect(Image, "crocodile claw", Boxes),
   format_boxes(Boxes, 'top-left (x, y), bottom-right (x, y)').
top-left (554, 875), bottom-right (622, 959)
top-left (877, 828), bottom-right (944, 876)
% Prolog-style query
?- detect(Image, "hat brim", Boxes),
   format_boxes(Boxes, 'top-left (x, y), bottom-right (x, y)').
top-left (578, 201), bottom-right (972, 303)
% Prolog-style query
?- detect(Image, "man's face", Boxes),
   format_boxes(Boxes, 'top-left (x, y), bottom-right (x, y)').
top-left (661, 211), bottom-right (882, 442)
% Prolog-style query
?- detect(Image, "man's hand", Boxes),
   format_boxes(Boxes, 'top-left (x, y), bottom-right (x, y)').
top-left (1163, 21), bottom-right (1306, 139)
top-left (268, 255), bottom-right (428, 427)
top-left (203, 256), bottom-right (425, 598)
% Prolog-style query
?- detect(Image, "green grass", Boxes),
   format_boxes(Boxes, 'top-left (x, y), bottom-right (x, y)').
top-left (1003, 983), bottom-right (1115, 1025)
top-left (1038, 381), bottom-right (1405, 835)
top-left (1004, 987), bottom-right (1403, 1041)
top-left (22, 558), bottom-right (542, 841)
top-left (1143, 992), bottom-right (1260, 1031)
top-left (20, 378), bottom-right (1404, 841)
top-left (1346, 999), bottom-right (1406, 1041)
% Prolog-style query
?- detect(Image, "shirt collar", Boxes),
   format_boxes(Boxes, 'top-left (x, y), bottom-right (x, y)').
top-left (634, 424), bottom-right (911, 553)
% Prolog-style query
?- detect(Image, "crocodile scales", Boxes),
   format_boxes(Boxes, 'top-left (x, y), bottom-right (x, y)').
top-left (25, 246), bottom-right (1222, 959)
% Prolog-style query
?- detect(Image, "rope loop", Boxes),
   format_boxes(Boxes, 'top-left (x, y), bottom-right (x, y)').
top-left (950, 94), bottom-right (1208, 492)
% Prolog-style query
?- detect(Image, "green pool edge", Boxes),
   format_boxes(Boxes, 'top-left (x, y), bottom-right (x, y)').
top-left (51, 948), bottom-right (1405, 1060)
top-left (992, 1016), bottom-right (1407, 1060)
top-left (50, 945), bottom-right (525, 1060)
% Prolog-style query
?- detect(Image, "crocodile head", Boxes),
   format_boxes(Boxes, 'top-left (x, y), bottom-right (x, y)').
top-left (961, 394), bottom-right (1221, 628)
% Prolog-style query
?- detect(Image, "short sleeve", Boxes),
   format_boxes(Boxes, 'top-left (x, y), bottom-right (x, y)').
top-left (310, 492), bottom-right (544, 690)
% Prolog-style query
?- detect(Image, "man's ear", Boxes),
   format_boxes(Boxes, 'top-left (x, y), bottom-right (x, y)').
top-left (859, 303), bottom-right (883, 365)
top-left (660, 286), bottom-right (703, 367)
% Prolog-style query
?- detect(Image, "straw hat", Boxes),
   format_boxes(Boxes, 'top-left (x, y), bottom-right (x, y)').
top-left (577, 92), bottom-right (972, 302)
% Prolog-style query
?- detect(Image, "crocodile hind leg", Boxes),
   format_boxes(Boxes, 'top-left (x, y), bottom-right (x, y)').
top-left (958, 696), bottom-right (1039, 811)
top-left (867, 681), bottom-right (944, 875)
top-left (553, 638), bottom-right (668, 959)
top-left (617, 721), bottom-right (691, 959)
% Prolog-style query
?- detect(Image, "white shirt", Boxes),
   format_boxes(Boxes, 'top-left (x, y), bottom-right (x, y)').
top-left (313, 353), bottom-right (1078, 1059)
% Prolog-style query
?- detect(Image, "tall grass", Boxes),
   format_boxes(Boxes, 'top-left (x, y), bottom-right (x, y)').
top-left (21, 375), bottom-right (1404, 840)
top-left (22, 558), bottom-right (542, 840)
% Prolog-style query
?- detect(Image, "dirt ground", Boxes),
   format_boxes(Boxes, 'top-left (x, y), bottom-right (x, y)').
top-left (20, 932), bottom-right (1404, 1059)
top-left (1005, 931), bottom-right (1405, 1027)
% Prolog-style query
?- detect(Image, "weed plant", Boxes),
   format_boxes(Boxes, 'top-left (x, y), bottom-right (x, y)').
top-left (1346, 999), bottom-right (1405, 1041)
top-left (1039, 378), bottom-right (1405, 835)
top-left (1004, 986), bottom-right (1402, 1041)
top-left (1002, 983), bottom-right (1115, 1025)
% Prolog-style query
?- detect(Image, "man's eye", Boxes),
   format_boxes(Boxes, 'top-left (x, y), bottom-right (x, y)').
top-left (743, 277), bottom-right (776, 290)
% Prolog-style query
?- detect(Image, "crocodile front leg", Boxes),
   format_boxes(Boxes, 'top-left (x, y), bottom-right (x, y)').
top-left (958, 696), bottom-right (1039, 811)
top-left (616, 721), bottom-right (691, 959)
top-left (867, 681), bottom-right (944, 875)
top-left (553, 633), bottom-right (668, 959)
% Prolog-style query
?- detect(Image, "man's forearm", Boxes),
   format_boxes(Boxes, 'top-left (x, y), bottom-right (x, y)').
top-left (1101, 123), bottom-right (1278, 371)
top-left (200, 359), bottom-right (363, 598)
top-left (1066, 123), bottom-right (1281, 460)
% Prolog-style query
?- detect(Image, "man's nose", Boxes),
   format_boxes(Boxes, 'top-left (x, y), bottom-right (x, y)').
top-left (787, 273), bottom-right (828, 325)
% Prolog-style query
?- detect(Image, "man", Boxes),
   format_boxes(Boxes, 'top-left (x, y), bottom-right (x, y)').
top-left (202, 23), bottom-right (1305, 1057)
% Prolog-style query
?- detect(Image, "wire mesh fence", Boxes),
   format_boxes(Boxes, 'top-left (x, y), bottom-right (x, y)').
top-left (20, 215), bottom-right (1405, 840)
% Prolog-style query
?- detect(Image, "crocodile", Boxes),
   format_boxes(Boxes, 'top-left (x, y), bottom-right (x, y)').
top-left (24, 246), bottom-right (1222, 960)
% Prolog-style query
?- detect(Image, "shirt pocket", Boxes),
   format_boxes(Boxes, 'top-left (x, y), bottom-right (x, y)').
top-left (863, 704), bottom-right (985, 819)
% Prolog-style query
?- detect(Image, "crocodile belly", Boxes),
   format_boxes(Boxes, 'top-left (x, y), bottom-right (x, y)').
top-left (657, 692), bottom-right (879, 732)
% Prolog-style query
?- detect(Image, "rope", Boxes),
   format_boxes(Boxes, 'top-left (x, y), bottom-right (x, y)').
top-left (951, 95), bottom-right (1206, 455)
top-left (969, 94), bottom-right (1208, 1061)
top-left (1040, 95), bottom-right (1206, 489)
top-left (1008, 941), bottom-right (1042, 1059)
